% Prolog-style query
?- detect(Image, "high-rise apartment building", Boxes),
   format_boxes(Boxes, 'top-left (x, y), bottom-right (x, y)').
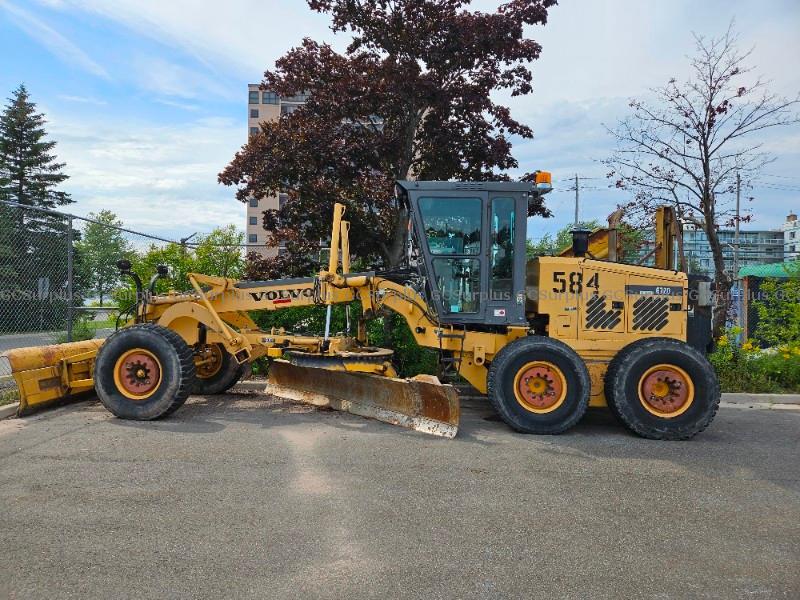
top-left (245, 84), bottom-right (308, 257)
top-left (681, 225), bottom-right (784, 276)
top-left (634, 224), bottom-right (784, 277)
top-left (783, 212), bottom-right (800, 262)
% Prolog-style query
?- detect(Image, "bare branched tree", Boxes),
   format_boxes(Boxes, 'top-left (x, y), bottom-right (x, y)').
top-left (605, 23), bottom-right (799, 337)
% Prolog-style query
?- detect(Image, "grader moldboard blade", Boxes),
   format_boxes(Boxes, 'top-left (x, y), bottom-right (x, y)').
top-left (265, 360), bottom-right (460, 438)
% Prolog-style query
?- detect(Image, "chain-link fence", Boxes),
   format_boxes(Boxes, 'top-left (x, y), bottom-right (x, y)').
top-left (0, 199), bottom-right (213, 389)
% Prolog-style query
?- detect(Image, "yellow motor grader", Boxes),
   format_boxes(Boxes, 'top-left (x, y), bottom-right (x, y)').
top-left (3, 174), bottom-right (719, 439)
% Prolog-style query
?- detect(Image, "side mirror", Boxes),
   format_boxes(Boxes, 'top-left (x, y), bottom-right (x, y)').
top-left (149, 265), bottom-right (169, 295)
top-left (117, 259), bottom-right (132, 273)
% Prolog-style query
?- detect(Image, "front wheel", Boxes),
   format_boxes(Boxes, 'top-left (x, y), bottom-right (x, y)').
top-left (94, 324), bottom-right (196, 420)
top-left (487, 336), bottom-right (591, 434)
top-left (604, 338), bottom-right (720, 440)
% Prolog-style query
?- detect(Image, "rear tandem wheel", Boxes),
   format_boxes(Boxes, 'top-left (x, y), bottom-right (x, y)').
top-left (193, 343), bottom-right (247, 395)
top-left (487, 336), bottom-right (591, 434)
top-left (604, 337), bottom-right (720, 440)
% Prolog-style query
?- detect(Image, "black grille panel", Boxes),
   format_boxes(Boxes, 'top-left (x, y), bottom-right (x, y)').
top-left (632, 296), bottom-right (669, 331)
top-left (585, 295), bottom-right (622, 330)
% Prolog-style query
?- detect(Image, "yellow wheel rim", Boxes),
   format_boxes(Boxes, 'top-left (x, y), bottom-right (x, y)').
top-left (113, 348), bottom-right (163, 401)
top-left (512, 361), bottom-right (568, 414)
top-left (195, 344), bottom-right (224, 379)
top-left (638, 363), bottom-right (695, 418)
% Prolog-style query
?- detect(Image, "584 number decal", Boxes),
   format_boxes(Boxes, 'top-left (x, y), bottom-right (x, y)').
top-left (552, 271), bottom-right (599, 294)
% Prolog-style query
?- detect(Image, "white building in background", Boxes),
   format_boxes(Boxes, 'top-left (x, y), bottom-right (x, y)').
top-left (635, 224), bottom-right (784, 277)
top-left (245, 84), bottom-right (308, 257)
top-left (783, 212), bottom-right (800, 262)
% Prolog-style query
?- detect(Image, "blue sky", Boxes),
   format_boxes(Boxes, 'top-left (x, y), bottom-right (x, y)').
top-left (1, 0), bottom-right (799, 242)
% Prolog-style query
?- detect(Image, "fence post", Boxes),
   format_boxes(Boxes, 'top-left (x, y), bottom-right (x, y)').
top-left (66, 215), bottom-right (74, 343)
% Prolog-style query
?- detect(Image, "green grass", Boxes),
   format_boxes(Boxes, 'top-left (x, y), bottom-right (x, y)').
top-left (0, 384), bottom-right (19, 406)
top-left (87, 317), bottom-right (116, 331)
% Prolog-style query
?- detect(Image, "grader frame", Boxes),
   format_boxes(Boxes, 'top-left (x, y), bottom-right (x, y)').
top-left (4, 176), bottom-right (720, 440)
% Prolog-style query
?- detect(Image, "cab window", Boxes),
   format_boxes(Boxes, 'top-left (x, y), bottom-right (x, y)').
top-left (490, 197), bottom-right (515, 299)
top-left (432, 258), bottom-right (481, 314)
top-left (418, 197), bottom-right (481, 255)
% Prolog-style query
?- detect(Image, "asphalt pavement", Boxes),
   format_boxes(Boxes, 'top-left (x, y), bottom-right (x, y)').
top-left (0, 389), bottom-right (798, 599)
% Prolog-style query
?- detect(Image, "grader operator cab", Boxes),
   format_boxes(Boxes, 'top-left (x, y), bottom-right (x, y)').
top-left (4, 175), bottom-right (720, 440)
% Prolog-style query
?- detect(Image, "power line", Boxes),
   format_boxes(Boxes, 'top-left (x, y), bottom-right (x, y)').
top-left (762, 173), bottom-right (800, 181)
top-left (754, 183), bottom-right (800, 192)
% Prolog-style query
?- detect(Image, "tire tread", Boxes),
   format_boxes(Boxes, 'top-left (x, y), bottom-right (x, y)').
top-left (96, 323), bottom-right (196, 419)
top-left (604, 337), bottom-right (720, 440)
top-left (487, 336), bottom-right (591, 434)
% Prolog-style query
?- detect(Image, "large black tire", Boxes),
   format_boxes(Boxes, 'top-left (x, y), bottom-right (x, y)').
top-left (193, 343), bottom-right (245, 395)
top-left (604, 337), bottom-right (720, 440)
top-left (487, 336), bottom-right (591, 434)
top-left (95, 323), bottom-right (196, 420)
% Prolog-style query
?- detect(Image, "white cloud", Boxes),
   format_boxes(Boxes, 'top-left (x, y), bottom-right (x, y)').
top-left (58, 94), bottom-right (107, 105)
top-left (38, 0), bottom-right (341, 78)
top-left (154, 98), bottom-right (202, 112)
top-left (43, 112), bottom-right (247, 237)
top-left (2, 1), bottom-right (110, 79)
top-left (23, 0), bottom-right (799, 238)
top-left (131, 55), bottom-right (238, 101)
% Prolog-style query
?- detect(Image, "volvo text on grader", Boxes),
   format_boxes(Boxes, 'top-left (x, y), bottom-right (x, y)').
top-left (4, 174), bottom-right (719, 439)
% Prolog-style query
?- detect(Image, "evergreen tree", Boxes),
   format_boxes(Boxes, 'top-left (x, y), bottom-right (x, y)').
top-left (0, 84), bottom-right (71, 208)
top-left (0, 84), bottom-right (75, 333)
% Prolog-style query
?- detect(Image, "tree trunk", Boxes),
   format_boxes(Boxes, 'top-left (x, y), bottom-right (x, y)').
top-left (705, 220), bottom-right (731, 338)
top-left (385, 206), bottom-right (409, 268)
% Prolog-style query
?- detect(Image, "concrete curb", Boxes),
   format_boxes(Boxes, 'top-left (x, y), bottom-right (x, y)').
top-left (720, 401), bottom-right (800, 411)
top-left (721, 393), bottom-right (800, 405)
top-left (0, 403), bottom-right (19, 419)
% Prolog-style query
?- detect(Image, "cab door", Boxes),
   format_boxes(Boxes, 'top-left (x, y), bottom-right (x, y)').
top-left (413, 191), bottom-right (488, 323)
top-left (485, 194), bottom-right (526, 325)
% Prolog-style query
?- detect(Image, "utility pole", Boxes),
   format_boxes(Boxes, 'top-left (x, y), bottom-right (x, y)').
top-left (734, 171), bottom-right (741, 334)
top-left (734, 172), bottom-right (741, 278)
top-left (574, 173), bottom-right (579, 226)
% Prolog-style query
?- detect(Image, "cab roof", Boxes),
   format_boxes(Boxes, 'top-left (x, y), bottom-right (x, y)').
top-left (396, 180), bottom-right (536, 193)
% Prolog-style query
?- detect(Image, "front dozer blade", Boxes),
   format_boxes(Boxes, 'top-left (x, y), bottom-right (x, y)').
top-left (265, 360), bottom-right (460, 438)
top-left (2, 339), bottom-right (103, 415)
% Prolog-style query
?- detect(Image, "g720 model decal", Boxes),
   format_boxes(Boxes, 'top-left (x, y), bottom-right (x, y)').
top-left (625, 285), bottom-right (683, 296)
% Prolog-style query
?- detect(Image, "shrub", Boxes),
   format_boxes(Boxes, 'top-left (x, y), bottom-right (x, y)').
top-left (55, 314), bottom-right (94, 343)
top-left (752, 274), bottom-right (800, 347)
top-left (709, 329), bottom-right (800, 393)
